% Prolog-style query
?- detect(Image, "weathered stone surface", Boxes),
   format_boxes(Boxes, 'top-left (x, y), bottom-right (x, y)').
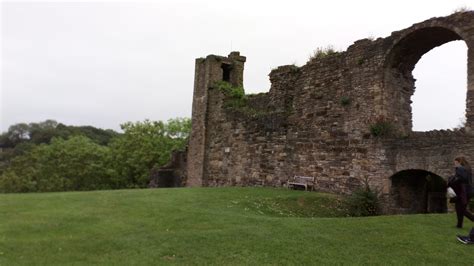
top-left (149, 150), bottom-right (187, 188)
top-left (182, 12), bottom-right (474, 214)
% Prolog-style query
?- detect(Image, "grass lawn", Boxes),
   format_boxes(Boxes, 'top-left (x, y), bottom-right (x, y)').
top-left (1, 187), bottom-right (473, 265)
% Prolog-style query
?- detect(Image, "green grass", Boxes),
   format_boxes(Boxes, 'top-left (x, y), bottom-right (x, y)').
top-left (0, 187), bottom-right (473, 265)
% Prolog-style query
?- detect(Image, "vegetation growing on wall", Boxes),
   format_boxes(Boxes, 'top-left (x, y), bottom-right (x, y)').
top-left (308, 46), bottom-right (339, 62)
top-left (213, 81), bottom-right (268, 117)
top-left (369, 117), bottom-right (394, 137)
top-left (452, 6), bottom-right (472, 13)
top-left (270, 64), bottom-right (300, 73)
top-left (340, 96), bottom-right (351, 106)
top-left (213, 81), bottom-right (294, 120)
top-left (213, 80), bottom-right (248, 109)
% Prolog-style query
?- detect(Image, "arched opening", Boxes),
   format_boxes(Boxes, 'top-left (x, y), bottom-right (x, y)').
top-left (411, 41), bottom-right (468, 131)
top-left (390, 169), bottom-right (447, 214)
top-left (383, 27), bottom-right (469, 135)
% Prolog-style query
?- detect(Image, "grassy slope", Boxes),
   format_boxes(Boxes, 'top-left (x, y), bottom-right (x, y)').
top-left (0, 188), bottom-right (473, 265)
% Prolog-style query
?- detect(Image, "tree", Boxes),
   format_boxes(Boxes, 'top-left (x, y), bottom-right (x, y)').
top-left (109, 118), bottom-right (190, 188)
top-left (0, 118), bottom-right (191, 192)
top-left (0, 120), bottom-right (119, 148)
top-left (0, 120), bottom-right (120, 174)
top-left (0, 136), bottom-right (115, 192)
top-left (4, 123), bottom-right (30, 147)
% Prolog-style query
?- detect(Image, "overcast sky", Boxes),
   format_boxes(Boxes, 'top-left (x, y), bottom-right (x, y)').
top-left (1, 0), bottom-right (472, 132)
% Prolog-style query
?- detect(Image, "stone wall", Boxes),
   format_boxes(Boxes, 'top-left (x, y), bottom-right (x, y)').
top-left (185, 11), bottom-right (474, 214)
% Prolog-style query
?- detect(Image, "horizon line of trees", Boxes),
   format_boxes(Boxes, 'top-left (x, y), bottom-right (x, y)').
top-left (0, 118), bottom-right (191, 193)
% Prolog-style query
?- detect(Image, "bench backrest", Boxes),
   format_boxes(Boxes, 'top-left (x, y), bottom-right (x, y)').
top-left (292, 176), bottom-right (315, 183)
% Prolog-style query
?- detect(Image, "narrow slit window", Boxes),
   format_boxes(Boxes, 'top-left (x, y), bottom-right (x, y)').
top-left (221, 64), bottom-right (231, 82)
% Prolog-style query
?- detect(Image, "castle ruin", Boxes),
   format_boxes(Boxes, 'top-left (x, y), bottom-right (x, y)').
top-left (165, 12), bottom-right (474, 214)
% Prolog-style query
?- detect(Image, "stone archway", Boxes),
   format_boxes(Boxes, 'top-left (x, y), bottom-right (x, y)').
top-left (390, 169), bottom-right (447, 214)
top-left (383, 20), bottom-right (474, 135)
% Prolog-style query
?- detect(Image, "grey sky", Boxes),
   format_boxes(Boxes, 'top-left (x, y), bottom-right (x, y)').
top-left (1, 0), bottom-right (472, 132)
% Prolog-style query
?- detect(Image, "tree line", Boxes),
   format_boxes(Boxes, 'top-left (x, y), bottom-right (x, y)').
top-left (0, 118), bottom-right (190, 193)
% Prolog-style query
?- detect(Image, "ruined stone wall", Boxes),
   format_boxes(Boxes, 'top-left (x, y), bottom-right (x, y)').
top-left (202, 46), bottom-right (393, 194)
top-left (187, 11), bottom-right (474, 214)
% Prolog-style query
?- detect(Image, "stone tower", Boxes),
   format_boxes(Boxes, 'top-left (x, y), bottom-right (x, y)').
top-left (186, 52), bottom-right (246, 186)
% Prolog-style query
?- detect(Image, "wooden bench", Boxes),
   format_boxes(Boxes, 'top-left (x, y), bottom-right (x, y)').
top-left (287, 176), bottom-right (315, 191)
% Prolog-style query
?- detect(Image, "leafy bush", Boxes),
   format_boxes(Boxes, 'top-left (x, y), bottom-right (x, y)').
top-left (0, 171), bottom-right (36, 193)
top-left (340, 96), bottom-right (351, 106)
top-left (213, 81), bottom-right (249, 109)
top-left (370, 117), bottom-right (393, 137)
top-left (345, 179), bottom-right (381, 217)
top-left (214, 81), bottom-right (245, 99)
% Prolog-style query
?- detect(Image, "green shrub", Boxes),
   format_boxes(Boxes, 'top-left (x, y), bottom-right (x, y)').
top-left (1, 136), bottom-right (115, 192)
top-left (345, 179), bottom-right (381, 217)
top-left (0, 171), bottom-right (36, 193)
top-left (340, 96), bottom-right (351, 106)
top-left (214, 81), bottom-right (245, 99)
top-left (370, 118), bottom-right (393, 137)
top-left (213, 81), bottom-right (249, 109)
top-left (213, 81), bottom-right (282, 118)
